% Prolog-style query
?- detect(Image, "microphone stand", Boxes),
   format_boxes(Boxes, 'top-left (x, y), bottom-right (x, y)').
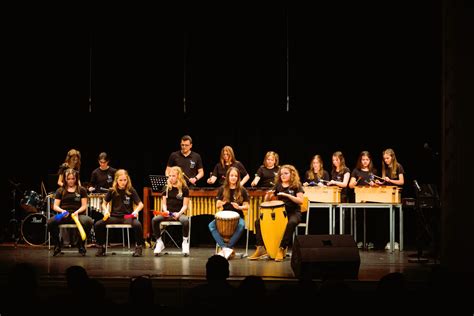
top-left (408, 180), bottom-right (431, 263)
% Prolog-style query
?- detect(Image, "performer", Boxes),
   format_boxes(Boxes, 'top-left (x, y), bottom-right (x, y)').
top-left (378, 148), bottom-right (405, 251)
top-left (250, 151), bottom-right (280, 188)
top-left (248, 164), bottom-right (304, 262)
top-left (166, 135), bottom-right (204, 187)
top-left (328, 151), bottom-right (351, 202)
top-left (152, 166), bottom-right (191, 256)
top-left (349, 151), bottom-right (379, 250)
top-left (94, 169), bottom-right (144, 257)
top-left (349, 150), bottom-right (378, 189)
top-left (209, 167), bottom-right (249, 260)
top-left (302, 154), bottom-right (330, 186)
top-left (377, 148), bottom-right (405, 186)
top-left (56, 148), bottom-right (82, 247)
top-left (207, 145), bottom-right (249, 187)
top-left (57, 148), bottom-right (81, 187)
top-left (88, 152), bottom-right (116, 193)
top-left (47, 168), bottom-right (93, 256)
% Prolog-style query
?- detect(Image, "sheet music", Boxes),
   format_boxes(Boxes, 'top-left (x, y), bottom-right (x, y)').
top-left (149, 175), bottom-right (168, 192)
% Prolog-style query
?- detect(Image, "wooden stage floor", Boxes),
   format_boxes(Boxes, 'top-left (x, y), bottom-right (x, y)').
top-left (0, 242), bottom-right (436, 281)
top-left (0, 242), bottom-right (437, 301)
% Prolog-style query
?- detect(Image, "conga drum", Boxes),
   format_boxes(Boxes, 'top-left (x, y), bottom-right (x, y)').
top-left (215, 210), bottom-right (240, 243)
top-left (259, 200), bottom-right (287, 259)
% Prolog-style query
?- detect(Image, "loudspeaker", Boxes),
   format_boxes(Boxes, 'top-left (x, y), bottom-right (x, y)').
top-left (291, 235), bottom-right (360, 280)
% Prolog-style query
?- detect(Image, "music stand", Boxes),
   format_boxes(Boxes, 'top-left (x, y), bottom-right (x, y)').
top-left (149, 175), bottom-right (168, 193)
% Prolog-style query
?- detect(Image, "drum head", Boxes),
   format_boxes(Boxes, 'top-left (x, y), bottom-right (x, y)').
top-left (215, 210), bottom-right (239, 219)
top-left (21, 213), bottom-right (49, 246)
top-left (260, 200), bottom-right (284, 208)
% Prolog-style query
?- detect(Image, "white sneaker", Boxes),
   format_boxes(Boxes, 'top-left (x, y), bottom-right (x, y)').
top-left (217, 248), bottom-right (225, 257)
top-left (182, 238), bottom-right (189, 256)
top-left (154, 238), bottom-right (165, 254)
top-left (223, 247), bottom-right (233, 260)
top-left (357, 242), bottom-right (363, 249)
top-left (385, 242), bottom-right (400, 250)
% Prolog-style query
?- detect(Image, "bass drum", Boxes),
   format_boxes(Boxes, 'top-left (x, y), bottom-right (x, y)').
top-left (21, 213), bottom-right (49, 246)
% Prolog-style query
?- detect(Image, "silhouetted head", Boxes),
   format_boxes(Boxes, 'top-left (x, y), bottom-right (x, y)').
top-left (206, 255), bottom-right (229, 281)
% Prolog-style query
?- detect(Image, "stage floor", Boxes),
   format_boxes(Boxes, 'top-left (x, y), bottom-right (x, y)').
top-left (0, 242), bottom-right (439, 308)
top-left (0, 242), bottom-right (436, 280)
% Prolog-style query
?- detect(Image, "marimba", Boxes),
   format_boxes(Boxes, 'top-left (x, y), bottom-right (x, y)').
top-left (304, 186), bottom-right (341, 203)
top-left (88, 193), bottom-right (106, 213)
top-left (354, 185), bottom-right (402, 203)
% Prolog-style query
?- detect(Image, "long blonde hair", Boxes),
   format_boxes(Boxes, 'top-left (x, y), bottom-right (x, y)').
top-left (306, 155), bottom-right (325, 180)
top-left (111, 169), bottom-right (133, 195)
top-left (263, 151), bottom-right (279, 168)
top-left (382, 148), bottom-right (399, 179)
top-left (166, 166), bottom-right (188, 196)
top-left (332, 151), bottom-right (347, 173)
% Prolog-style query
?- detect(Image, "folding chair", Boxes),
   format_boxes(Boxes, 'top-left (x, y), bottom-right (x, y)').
top-left (105, 223), bottom-right (133, 255)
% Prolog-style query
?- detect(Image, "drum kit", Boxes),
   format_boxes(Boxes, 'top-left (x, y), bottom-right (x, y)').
top-left (20, 189), bottom-right (51, 246)
top-left (7, 180), bottom-right (51, 246)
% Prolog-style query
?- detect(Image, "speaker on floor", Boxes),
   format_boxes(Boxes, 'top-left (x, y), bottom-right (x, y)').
top-left (291, 234), bottom-right (360, 280)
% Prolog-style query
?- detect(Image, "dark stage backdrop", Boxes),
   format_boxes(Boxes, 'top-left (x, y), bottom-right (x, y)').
top-left (3, 3), bottom-right (442, 234)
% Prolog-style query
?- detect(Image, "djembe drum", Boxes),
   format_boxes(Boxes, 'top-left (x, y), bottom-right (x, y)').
top-left (215, 210), bottom-right (240, 243)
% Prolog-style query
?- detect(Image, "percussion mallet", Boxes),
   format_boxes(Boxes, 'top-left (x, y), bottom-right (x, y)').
top-left (124, 213), bottom-right (137, 219)
top-left (54, 212), bottom-right (69, 222)
top-left (371, 174), bottom-right (385, 180)
top-left (152, 210), bottom-right (174, 217)
top-left (71, 213), bottom-right (87, 241)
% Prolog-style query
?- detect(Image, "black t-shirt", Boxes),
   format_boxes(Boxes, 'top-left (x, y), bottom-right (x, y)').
top-left (216, 186), bottom-right (249, 218)
top-left (162, 186), bottom-right (190, 212)
top-left (255, 165), bottom-right (279, 187)
top-left (90, 167), bottom-right (116, 192)
top-left (331, 167), bottom-right (351, 201)
top-left (304, 170), bottom-right (330, 185)
top-left (384, 163), bottom-right (405, 182)
top-left (351, 168), bottom-right (378, 186)
top-left (273, 183), bottom-right (304, 214)
top-left (212, 161), bottom-right (248, 186)
top-left (104, 187), bottom-right (141, 217)
top-left (167, 151), bottom-right (204, 185)
top-left (54, 186), bottom-right (88, 211)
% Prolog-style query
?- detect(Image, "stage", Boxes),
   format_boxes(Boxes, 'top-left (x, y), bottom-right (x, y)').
top-left (0, 242), bottom-right (437, 308)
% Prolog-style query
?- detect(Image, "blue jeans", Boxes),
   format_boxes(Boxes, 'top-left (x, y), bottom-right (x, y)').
top-left (209, 217), bottom-right (245, 248)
